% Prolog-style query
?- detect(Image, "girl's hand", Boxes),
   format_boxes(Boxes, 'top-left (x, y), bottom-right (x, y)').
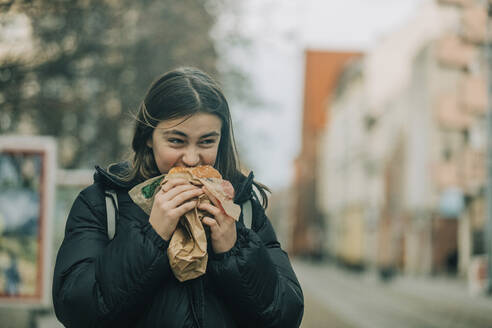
top-left (198, 187), bottom-right (237, 254)
top-left (149, 178), bottom-right (203, 241)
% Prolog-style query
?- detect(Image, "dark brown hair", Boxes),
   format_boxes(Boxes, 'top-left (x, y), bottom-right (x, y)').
top-left (118, 67), bottom-right (269, 207)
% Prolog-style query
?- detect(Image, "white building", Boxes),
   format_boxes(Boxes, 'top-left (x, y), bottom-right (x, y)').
top-left (317, 0), bottom-right (487, 279)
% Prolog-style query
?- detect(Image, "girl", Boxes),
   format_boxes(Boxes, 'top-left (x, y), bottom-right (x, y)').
top-left (52, 67), bottom-right (304, 327)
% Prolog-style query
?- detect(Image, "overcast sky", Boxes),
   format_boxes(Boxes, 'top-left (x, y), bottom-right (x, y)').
top-left (219, 0), bottom-right (427, 189)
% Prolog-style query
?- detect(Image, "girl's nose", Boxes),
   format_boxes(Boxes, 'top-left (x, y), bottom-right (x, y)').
top-left (182, 148), bottom-right (200, 167)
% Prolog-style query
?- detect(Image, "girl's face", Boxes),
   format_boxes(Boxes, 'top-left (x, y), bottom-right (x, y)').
top-left (147, 113), bottom-right (222, 174)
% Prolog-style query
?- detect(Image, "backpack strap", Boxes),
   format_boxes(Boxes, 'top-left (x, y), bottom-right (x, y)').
top-left (242, 200), bottom-right (253, 229)
top-left (105, 190), bottom-right (118, 240)
top-left (242, 183), bottom-right (262, 229)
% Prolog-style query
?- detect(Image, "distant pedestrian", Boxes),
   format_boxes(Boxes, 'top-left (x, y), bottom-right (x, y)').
top-left (52, 67), bottom-right (304, 327)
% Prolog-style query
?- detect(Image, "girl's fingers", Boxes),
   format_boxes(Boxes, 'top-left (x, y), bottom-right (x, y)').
top-left (173, 200), bottom-right (198, 218)
top-left (169, 188), bottom-right (203, 208)
top-left (162, 183), bottom-right (199, 201)
top-left (161, 178), bottom-right (189, 192)
top-left (201, 216), bottom-right (218, 229)
top-left (197, 202), bottom-right (221, 219)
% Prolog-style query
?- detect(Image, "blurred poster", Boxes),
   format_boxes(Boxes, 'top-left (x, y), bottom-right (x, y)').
top-left (0, 136), bottom-right (56, 306)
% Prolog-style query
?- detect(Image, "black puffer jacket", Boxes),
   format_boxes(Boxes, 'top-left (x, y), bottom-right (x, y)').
top-left (53, 164), bottom-right (304, 328)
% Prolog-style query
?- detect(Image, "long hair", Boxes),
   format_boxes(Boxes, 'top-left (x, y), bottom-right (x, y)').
top-left (117, 67), bottom-right (269, 207)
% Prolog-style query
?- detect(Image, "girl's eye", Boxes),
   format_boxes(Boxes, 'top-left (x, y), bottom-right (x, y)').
top-left (200, 139), bottom-right (216, 145)
top-left (168, 138), bottom-right (184, 144)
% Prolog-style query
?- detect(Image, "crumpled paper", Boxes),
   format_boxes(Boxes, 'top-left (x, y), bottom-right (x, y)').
top-left (128, 169), bottom-right (240, 282)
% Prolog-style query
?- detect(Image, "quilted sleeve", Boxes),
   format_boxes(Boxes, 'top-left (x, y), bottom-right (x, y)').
top-left (208, 199), bottom-right (304, 328)
top-left (52, 185), bottom-right (172, 327)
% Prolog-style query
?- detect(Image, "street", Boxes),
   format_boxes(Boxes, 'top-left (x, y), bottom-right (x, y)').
top-left (293, 260), bottom-right (492, 328)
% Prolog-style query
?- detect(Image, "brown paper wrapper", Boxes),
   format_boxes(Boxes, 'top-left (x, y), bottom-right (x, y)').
top-left (128, 171), bottom-right (240, 282)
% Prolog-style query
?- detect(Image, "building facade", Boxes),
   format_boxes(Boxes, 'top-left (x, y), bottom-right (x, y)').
top-left (316, 0), bottom-right (488, 284)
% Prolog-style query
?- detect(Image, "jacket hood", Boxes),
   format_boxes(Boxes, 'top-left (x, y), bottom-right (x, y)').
top-left (93, 162), bottom-right (255, 204)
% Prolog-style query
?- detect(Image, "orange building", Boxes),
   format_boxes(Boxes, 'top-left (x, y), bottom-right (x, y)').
top-left (291, 50), bottom-right (361, 256)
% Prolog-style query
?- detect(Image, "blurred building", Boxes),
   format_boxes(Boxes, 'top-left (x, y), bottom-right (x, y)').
top-left (310, 0), bottom-right (488, 282)
top-left (290, 50), bottom-right (361, 256)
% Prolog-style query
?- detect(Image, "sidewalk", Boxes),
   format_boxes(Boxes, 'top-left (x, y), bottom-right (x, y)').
top-left (293, 259), bottom-right (492, 328)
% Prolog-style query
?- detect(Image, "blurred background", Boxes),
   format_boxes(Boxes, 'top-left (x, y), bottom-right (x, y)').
top-left (1, 0), bottom-right (492, 327)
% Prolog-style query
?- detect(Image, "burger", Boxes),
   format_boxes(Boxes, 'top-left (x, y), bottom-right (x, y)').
top-left (166, 165), bottom-right (235, 203)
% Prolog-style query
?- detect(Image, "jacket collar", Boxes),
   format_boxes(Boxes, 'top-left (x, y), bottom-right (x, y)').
top-left (234, 171), bottom-right (254, 204)
top-left (93, 162), bottom-right (137, 190)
